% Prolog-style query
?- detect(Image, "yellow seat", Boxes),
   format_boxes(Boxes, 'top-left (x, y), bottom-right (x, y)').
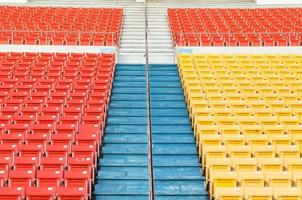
top-left (210, 171), bottom-right (237, 197)
top-left (228, 145), bottom-right (252, 159)
top-left (277, 145), bottom-right (300, 159)
top-left (269, 134), bottom-right (292, 147)
top-left (263, 125), bottom-right (285, 135)
top-left (273, 107), bottom-right (292, 117)
top-left (257, 116), bottom-right (279, 125)
top-left (222, 134), bottom-right (245, 145)
top-left (286, 125), bottom-right (302, 136)
top-left (202, 145), bottom-right (227, 166)
top-left (206, 157), bottom-right (232, 183)
top-left (246, 134), bottom-right (269, 147)
top-left (215, 115), bottom-right (236, 126)
top-left (196, 125), bottom-right (218, 143)
top-left (284, 158), bottom-right (302, 172)
top-left (258, 158), bottom-right (284, 172)
top-left (232, 107), bottom-right (253, 117)
top-left (273, 187), bottom-right (302, 200)
top-left (236, 116), bottom-right (258, 125)
top-left (214, 187), bottom-right (244, 200)
top-left (241, 124), bottom-right (262, 135)
top-left (219, 125), bottom-right (241, 136)
top-left (265, 171), bottom-right (292, 188)
top-left (279, 116), bottom-right (300, 125)
top-left (194, 116), bottom-right (215, 134)
top-left (254, 108), bottom-right (273, 117)
top-left (232, 158), bottom-right (258, 171)
top-left (237, 171), bottom-right (265, 187)
top-left (252, 146), bottom-right (276, 158)
top-left (244, 187), bottom-right (273, 200)
top-left (248, 102), bottom-right (267, 110)
top-left (199, 134), bottom-right (222, 157)
top-left (212, 108), bottom-right (233, 117)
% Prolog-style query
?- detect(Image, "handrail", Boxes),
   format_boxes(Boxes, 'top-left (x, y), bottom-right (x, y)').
top-left (144, 2), bottom-right (155, 200)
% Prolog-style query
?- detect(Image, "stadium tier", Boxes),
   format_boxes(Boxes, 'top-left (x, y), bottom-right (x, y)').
top-left (0, 7), bottom-right (123, 46)
top-left (0, 52), bottom-right (115, 199)
top-left (178, 54), bottom-right (302, 199)
top-left (168, 8), bottom-right (302, 46)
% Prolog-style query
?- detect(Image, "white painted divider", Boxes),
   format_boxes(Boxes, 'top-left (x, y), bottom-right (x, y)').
top-left (0, 0), bottom-right (27, 3)
top-left (256, 0), bottom-right (302, 4)
top-left (175, 46), bottom-right (302, 62)
top-left (0, 44), bottom-right (118, 61)
top-left (176, 46), bottom-right (302, 55)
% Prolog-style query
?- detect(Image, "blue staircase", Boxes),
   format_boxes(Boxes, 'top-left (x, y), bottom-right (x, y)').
top-left (94, 64), bottom-right (149, 200)
top-left (149, 64), bottom-right (208, 200)
top-left (94, 64), bottom-right (208, 200)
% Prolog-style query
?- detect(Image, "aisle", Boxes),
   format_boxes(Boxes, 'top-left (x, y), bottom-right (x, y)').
top-left (149, 64), bottom-right (208, 200)
top-left (94, 64), bottom-right (149, 200)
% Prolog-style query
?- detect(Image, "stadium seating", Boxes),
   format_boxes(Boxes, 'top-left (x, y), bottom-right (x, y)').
top-left (0, 52), bottom-right (116, 199)
top-left (168, 8), bottom-right (302, 46)
top-left (0, 6), bottom-right (123, 46)
top-left (178, 54), bottom-right (302, 199)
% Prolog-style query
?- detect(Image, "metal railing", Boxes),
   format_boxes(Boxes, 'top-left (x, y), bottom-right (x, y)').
top-left (171, 32), bottom-right (302, 47)
top-left (0, 30), bottom-right (121, 46)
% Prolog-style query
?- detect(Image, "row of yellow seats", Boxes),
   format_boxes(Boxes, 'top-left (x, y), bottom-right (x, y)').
top-left (205, 157), bottom-right (302, 174)
top-left (200, 144), bottom-right (301, 163)
top-left (213, 186), bottom-right (301, 200)
top-left (194, 116), bottom-right (302, 126)
top-left (192, 66), bottom-right (302, 74)
top-left (194, 63), bottom-right (302, 68)
top-left (210, 170), bottom-right (302, 191)
top-left (186, 54), bottom-right (302, 62)
top-left (200, 133), bottom-right (301, 146)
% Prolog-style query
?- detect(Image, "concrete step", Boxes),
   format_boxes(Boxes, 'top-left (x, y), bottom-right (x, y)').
top-left (119, 48), bottom-right (145, 53)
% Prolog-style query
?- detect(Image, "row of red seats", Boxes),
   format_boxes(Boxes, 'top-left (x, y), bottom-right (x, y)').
top-left (0, 186), bottom-right (87, 200)
top-left (168, 8), bottom-right (302, 46)
top-left (0, 6), bottom-right (123, 46)
top-left (0, 53), bottom-right (115, 199)
top-left (0, 33), bottom-right (118, 46)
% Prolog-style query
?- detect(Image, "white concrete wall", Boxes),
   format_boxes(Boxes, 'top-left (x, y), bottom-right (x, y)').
top-left (256, 0), bottom-right (302, 4)
top-left (0, 0), bottom-right (27, 3)
top-left (0, 45), bottom-right (118, 62)
top-left (176, 46), bottom-right (302, 54)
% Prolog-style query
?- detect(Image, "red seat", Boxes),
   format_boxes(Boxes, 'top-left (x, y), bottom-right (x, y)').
top-left (26, 187), bottom-right (56, 200)
top-left (0, 156), bottom-right (12, 171)
top-left (45, 144), bottom-right (70, 159)
top-left (30, 124), bottom-right (53, 135)
top-left (56, 187), bottom-right (86, 200)
top-left (64, 170), bottom-right (91, 197)
top-left (40, 157), bottom-right (66, 172)
top-left (0, 187), bottom-right (25, 200)
top-left (36, 170), bottom-right (62, 187)
top-left (51, 133), bottom-right (74, 146)
top-left (0, 133), bottom-right (24, 145)
top-left (17, 144), bottom-right (44, 158)
top-left (13, 157), bottom-right (38, 171)
top-left (8, 169), bottom-right (35, 187)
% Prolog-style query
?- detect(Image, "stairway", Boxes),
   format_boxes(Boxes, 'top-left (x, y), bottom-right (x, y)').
top-left (149, 64), bottom-right (208, 200)
top-left (147, 6), bottom-right (175, 64)
top-left (118, 5), bottom-right (146, 64)
top-left (94, 64), bottom-right (149, 200)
